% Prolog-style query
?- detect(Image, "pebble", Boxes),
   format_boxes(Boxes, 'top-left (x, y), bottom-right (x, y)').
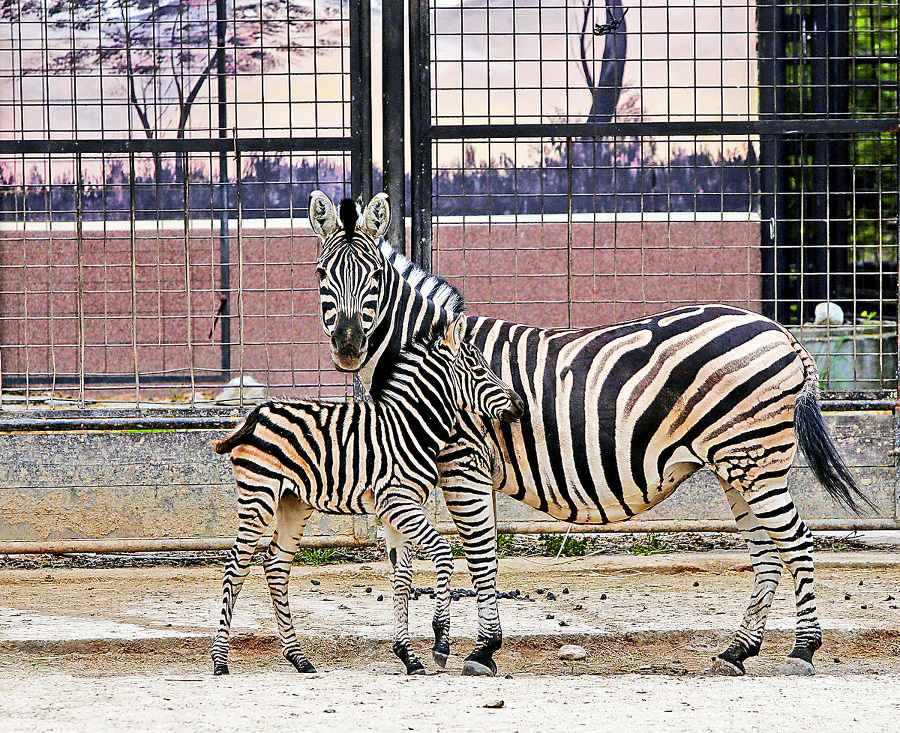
top-left (559, 620), bottom-right (570, 627)
top-left (600, 593), bottom-right (607, 600)
top-left (483, 700), bottom-right (505, 709)
top-left (573, 604), bottom-right (583, 610)
top-left (557, 644), bottom-right (587, 661)
top-left (546, 592), bottom-right (557, 601)
top-left (562, 588), bottom-right (569, 595)
top-left (310, 579), bottom-right (321, 586)
top-left (377, 595), bottom-right (384, 601)
top-left (365, 587), bottom-right (372, 593)
top-left (693, 581), bottom-right (700, 587)
top-left (546, 614), bottom-right (555, 619)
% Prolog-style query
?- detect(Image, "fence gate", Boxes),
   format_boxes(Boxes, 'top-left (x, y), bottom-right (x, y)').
top-left (0, 0), bottom-right (375, 550)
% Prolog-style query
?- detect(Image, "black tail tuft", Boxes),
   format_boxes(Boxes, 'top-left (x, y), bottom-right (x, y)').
top-left (794, 389), bottom-right (878, 515)
top-left (212, 404), bottom-right (266, 454)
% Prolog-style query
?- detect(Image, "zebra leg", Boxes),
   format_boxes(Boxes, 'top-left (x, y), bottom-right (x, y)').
top-left (263, 492), bottom-right (316, 674)
top-left (711, 482), bottom-right (783, 676)
top-left (439, 467), bottom-right (502, 676)
top-left (722, 474), bottom-right (821, 675)
top-left (210, 484), bottom-right (277, 676)
top-left (382, 499), bottom-right (455, 673)
top-left (383, 523), bottom-right (423, 675)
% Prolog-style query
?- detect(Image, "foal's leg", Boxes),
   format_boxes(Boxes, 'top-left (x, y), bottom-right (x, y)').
top-left (382, 499), bottom-right (455, 673)
top-left (383, 523), bottom-right (422, 674)
top-left (439, 454), bottom-right (502, 676)
top-left (210, 477), bottom-right (277, 676)
top-left (263, 492), bottom-right (316, 673)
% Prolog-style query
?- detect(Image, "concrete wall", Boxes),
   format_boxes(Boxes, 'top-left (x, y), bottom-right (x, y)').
top-left (0, 410), bottom-right (895, 548)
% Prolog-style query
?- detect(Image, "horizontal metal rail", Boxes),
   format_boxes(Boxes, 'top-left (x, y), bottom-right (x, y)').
top-left (2, 517), bottom-right (897, 555)
top-left (430, 118), bottom-right (900, 140)
top-left (0, 535), bottom-right (370, 555)
top-left (0, 415), bottom-right (240, 433)
top-left (0, 136), bottom-right (358, 156)
top-left (0, 400), bottom-right (887, 433)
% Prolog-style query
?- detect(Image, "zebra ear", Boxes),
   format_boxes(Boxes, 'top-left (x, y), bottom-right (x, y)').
top-left (360, 192), bottom-right (391, 238)
top-left (442, 316), bottom-right (465, 355)
top-left (308, 190), bottom-right (339, 240)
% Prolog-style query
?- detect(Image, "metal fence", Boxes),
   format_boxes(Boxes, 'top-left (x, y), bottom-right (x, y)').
top-left (0, 0), bottom-right (897, 549)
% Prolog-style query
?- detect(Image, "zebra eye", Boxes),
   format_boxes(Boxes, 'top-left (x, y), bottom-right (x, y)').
top-left (315, 267), bottom-right (327, 282)
top-left (371, 269), bottom-right (383, 282)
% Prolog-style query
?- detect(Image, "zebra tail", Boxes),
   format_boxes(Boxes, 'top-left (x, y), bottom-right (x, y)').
top-left (212, 404), bottom-right (266, 454)
top-left (787, 331), bottom-right (878, 515)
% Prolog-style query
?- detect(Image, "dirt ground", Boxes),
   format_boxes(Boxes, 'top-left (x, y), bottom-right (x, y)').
top-left (0, 552), bottom-right (898, 731)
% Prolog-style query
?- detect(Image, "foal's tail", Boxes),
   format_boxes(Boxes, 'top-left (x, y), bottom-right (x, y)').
top-left (212, 404), bottom-right (265, 454)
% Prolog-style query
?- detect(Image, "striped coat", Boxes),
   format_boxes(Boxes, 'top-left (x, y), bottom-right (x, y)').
top-left (309, 191), bottom-right (871, 678)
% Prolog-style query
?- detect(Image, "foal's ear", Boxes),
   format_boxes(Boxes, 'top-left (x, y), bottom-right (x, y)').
top-left (360, 192), bottom-right (391, 238)
top-left (308, 190), bottom-right (340, 240)
top-left (441, 315), bottom-right (466, 355)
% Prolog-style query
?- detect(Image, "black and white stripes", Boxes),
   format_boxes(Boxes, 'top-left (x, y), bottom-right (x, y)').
top-left (310, 191), bottom-right (872, 677)
top-left (209, 316), bottom-right (523, 675)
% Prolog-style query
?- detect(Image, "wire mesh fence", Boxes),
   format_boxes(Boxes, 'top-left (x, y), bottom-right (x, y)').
top-left (0, 0), bottom-right (897, 412)
top-left (412, 0), bottom-right (898, 396)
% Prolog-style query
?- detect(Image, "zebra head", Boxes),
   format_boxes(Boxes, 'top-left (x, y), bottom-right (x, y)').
top-left (443, 316), bottom-right (525, 424)
top-left (309, 190), bottom-right (391, 371)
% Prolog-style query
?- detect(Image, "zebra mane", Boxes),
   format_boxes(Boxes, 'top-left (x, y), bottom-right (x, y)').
top-left (367, 326), bottom-right (445, 401)
top-left (378, 239), bottom-right (466, 316)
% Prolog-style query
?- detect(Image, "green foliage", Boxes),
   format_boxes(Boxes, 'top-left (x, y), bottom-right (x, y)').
top-left (627, 533), bottom-right (674, 556)
top-left (539, 533), bottom-right (588, 557)
top-left (497, 533), bottom-right (516, 557)
top-left (292, 548), bottom-right (339, 566)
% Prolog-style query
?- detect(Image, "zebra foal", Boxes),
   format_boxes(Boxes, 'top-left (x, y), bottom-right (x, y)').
top-left (209, 315), bottom-right (524, 676)
top-left (310, 190), bottom-right (875, 678)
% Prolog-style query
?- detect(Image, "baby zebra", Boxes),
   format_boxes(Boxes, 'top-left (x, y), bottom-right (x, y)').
top-left (210, 316), bottom-right (524, 676)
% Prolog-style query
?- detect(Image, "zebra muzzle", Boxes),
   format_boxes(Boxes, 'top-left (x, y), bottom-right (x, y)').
top-left (500, 391), bottom-right (525, 423)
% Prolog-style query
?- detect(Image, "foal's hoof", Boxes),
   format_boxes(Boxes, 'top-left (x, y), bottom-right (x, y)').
top-left (288, 656), bottom-right (317, 674)
top-left (461, 659), bottom-right (497, 677)
top-left (405, 658), bottom-right (426, 675)
top-left (778, 658), bottom-right (815, 676)
top-left (213, 662), bottom-right (230, 676)
top-left (710, 656), bottom-right (745, 676)
top-left (432, 650), bottom-right (449, 668)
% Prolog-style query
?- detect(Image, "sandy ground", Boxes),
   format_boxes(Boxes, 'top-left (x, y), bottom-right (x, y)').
top-left (0, 553), bottom-right (898, 731)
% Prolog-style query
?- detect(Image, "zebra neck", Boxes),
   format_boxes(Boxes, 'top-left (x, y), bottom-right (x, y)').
top-left (376, 381), bottom-right (456, 453)
top-left (366, 272), bottom-right (456, 390)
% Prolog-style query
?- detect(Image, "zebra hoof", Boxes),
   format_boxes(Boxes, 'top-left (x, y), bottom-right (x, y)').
top-left (288, 657), bottom-right (317, 674)
top-left (710, 656), bottom-right (745, 676)
top-left (432, 650), bottom-right (449, 668)
top-left (461, 659), bottom-right (497, 677)
top-left (405, 659), bottom-right (426, 675)
top-left (778, 658), bottom-right (815, 676)
top-left (213, 662), bottom-right (230, 676)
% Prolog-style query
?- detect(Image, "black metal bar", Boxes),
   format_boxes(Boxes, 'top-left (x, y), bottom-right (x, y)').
top-left (408, 0), bottom-right (432, 270)
top-left (216, 0), bottom-right (231, 381)
top-left (428, 119), bottom-right (899, 140)
top-left (0, 137), bottom-right (359, 155)
top-left (0, 416), bottom-right (240, 433)
top-left (382, 0), bottom-right (406, 255)
top-left (350, 0), bottom-right (373, 201)
top-left (0, 374), bottom-right (232, 387)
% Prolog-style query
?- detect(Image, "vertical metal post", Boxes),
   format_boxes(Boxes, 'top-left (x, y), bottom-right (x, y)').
top-left (350, 0), bottom-right (373, 202)
top-left (758, 0), bottom-right (782, 322)
top-left (216, 0), bottom-right (231, 379)
top-left (409, 0), bottom-right (432, 271)
top-left (383, 0), bottom-right (406, 255)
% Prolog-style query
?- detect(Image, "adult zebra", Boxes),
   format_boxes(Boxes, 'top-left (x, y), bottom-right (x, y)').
top-left (309, 191), bottom-right (873, 678)
top-left (210, 314), bottom-right (524, 676)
